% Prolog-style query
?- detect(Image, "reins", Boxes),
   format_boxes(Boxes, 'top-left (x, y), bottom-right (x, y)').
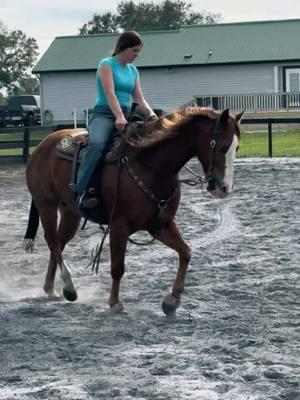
top-left (88, 134), bottom-right (126, 273)
top-left (121, 156), bottom-right (180, 216)
top-left (181, 164), bottom-right (206, 187)
top-left (121, 155), bottom-right (181, 245)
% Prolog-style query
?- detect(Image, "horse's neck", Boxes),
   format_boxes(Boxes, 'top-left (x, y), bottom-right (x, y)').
top-left (140, 129), bottom-right (194, 176)
top-left (144, 119), bottom-right (162, 134)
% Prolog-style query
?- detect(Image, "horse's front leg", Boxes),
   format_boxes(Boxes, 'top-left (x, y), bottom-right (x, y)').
top-left (108, 221), bottom-right (129, 313)
top-left (156, 219), bottom-right (191, 315)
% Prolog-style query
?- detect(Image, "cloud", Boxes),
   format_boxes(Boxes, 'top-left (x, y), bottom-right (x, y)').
top-left (2, 0), bottom-right (300, 60)
top-left (1, 0), bottom-right (119, 57)
top-left (1, 1), bottom-right (118, 33)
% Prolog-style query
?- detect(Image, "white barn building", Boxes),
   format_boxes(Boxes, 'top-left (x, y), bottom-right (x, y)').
top-left (33, 19), bottom-right (300, 124)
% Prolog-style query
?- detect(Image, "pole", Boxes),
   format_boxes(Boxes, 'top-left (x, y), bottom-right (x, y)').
top-left (86, 108), bottom-right (89, 128)
top-left (73, 108), bottom-right (77, 129)
top-left (268, 120), bottom-right (273, 158)
top-left (23, 115), bottom-right (32, 163)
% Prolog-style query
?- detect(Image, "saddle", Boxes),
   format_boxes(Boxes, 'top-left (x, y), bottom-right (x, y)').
top-left (55, 107), bottom-right (157, 225)
top-left (56, 120), bottom-right (145, 164)
top-left (55, 119), bottom-right (146, 224)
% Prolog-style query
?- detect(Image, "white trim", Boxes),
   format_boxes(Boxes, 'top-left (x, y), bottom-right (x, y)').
top-left (39, 75), bottom-right (44, 125)
top-left (274, 66), bottom-right (278, 92)
top-left (286, 68), bottom-right (300, 92)
top-left (273, 66), bottom-right (278, 108)
top-left (73, 108), bottom-right (77, 128)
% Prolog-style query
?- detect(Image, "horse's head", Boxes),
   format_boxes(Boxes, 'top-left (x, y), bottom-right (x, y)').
top-left (199, 109), bottom-right (243, 198)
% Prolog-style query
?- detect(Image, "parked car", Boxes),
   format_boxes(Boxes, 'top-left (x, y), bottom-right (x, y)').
top-left (0, 95), bottom-right (41, 127)
top-left (0, 105), bottom-right (7, 127)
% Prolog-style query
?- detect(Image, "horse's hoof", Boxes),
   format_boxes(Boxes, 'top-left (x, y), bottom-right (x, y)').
top-left (162, 293), bottom-right (181, 315)
top-left (23, 239), bottom-right (35, 253)
top-left (110, 302), bottom-right (124, 313)
top-left (48, 291), bottom-right (60, 300)
top-left (63, 288), bottom-right (78, 302)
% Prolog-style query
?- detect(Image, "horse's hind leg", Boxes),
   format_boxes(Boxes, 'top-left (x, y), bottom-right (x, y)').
top-left (38, 203), bottom-right (78, 301)
top-left (37, 203), bottom-right (60, 297)
top-left (108, 221), bottom-right (129, 312)
top-left (156, 219), bottom-right (191, 315)
top-left (57, 206), bottom-right (81, 301)
top-left (44, 254), bottom-right (58, 298)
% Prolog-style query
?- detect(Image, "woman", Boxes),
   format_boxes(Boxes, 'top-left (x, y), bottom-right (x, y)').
top-left (74, 31), bottom-right (157, 208)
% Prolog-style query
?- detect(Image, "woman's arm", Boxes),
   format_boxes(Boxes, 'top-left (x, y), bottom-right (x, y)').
top-left (133, 79), bottom-right (157, 119)
top-left (99, 65), bottom-right (128, 130)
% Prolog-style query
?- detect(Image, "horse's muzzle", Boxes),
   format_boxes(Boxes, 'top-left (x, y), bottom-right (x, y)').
top-left (208, 187), bottom-right (228, 198)
top-left (207, 177), bottom-right (216, 192)
top-left (207, 178), bottom-right (229, 198)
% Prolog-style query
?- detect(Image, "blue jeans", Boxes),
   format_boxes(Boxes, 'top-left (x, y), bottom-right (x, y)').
top-left (75, 106), bottom-right (127, 193)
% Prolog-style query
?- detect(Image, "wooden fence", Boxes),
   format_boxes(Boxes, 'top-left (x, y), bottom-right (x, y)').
top-left (0, 125), bottom-right (54, 164)
top-left (242, 117), bottom-right (300, 157)
top-left (0, 123), bottom-right (86, 164)
top-left (0, 118), bottom-right (300, 163)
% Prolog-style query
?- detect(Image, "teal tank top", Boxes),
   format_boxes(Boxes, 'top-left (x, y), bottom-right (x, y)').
top-left (95, 57), bottom-right (139, 110)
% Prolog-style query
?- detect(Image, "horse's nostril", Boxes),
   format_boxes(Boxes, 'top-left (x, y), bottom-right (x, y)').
top-left (222, 186), bottom-right (227, 193)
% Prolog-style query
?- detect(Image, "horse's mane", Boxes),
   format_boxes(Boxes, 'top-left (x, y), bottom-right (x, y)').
top-left (133, 107), bottom-right (218, 149)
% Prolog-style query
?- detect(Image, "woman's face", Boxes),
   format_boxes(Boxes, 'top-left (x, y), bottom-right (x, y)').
top-left (121, 44), bottom-right (143, 63)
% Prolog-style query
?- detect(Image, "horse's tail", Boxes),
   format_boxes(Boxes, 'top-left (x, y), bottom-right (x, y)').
top-left (23, 199), bottom-right (40, 253)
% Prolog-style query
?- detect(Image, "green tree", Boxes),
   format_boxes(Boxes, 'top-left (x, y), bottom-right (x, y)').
top-left (79, 0), bottom-right (221, 34)
top-left (0, 92), bottom-right (7, 105)
top-left (0, 21), bottom-right (39, 93)
top-left (79, 12), bottom-right (119, 34)
top-left (8, 76), bottom-right (40, 96)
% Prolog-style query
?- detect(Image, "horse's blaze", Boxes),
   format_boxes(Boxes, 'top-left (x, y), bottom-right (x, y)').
top-left (224, 134), bottom-right (239, 193)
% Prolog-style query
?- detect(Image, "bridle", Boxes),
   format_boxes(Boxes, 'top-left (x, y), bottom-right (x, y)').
top-left (205, 114), bottom-right (226, 191)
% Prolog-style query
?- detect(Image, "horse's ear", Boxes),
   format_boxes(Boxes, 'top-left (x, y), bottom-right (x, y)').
top-left (220, 109), bottom-right (230, 126)
top-left (235, 109), bottom-right (245, 122)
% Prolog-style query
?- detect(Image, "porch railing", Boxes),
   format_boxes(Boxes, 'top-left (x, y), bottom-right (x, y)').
top-left (186, 92), bottom-right (300, 112)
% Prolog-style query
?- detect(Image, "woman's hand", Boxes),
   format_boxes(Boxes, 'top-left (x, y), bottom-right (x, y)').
top-left (147, 114), bottom-right (158, 122)
top-left (115, 115), bottom-right (128, 131)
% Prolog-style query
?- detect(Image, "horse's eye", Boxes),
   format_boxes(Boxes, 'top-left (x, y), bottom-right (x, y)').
top-left (220, 145), bottom-right (229, 153)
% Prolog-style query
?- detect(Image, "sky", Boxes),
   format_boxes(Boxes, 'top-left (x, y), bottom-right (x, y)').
top-left (2, 0), bottom-right (300, 61)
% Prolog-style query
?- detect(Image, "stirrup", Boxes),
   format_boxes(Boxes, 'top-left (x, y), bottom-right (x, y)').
top-left (77, 189), bottom-right (98, 209)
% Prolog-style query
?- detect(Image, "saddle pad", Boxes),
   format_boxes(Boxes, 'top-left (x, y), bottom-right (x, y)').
top-left (71, 129), bottom-right (89, 144)
top-left (56, 130), bottom-right (88, 161)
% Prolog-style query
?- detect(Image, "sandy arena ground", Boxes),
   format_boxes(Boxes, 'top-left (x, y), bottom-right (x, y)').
top-left (0, 158), bottom-right (299, 400)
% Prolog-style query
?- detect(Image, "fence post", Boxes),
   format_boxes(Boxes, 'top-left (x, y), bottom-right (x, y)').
top-left (268, 120), bottom-right (273, 157)
top-left (86, 108), bottom-right (89, 127)
top-left (73, 108), bottom-right (77, 128)
top-left (23, 115), bottom-right (32, 163)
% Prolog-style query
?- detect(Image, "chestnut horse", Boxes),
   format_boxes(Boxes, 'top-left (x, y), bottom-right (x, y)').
top-left (24, 107), bottom-right (243, 315)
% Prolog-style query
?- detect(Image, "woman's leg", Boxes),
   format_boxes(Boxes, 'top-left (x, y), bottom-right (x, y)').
top-left (75, 115), bottom-right (114, 194)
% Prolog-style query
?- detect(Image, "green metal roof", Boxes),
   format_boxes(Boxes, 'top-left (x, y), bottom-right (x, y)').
top-left (34, 19), bottom-right (300, 73)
